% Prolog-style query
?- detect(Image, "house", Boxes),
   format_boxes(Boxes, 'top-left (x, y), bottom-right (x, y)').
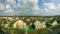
top-left (52, 20), bottom-right (58, 26)
top-left (34, 20), bottom-right (46, 29)
top-left (13, 20), bottom-right (27, 29)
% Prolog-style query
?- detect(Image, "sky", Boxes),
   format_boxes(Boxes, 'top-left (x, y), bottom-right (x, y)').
top-left (0, 0), bottom-right (60, 16)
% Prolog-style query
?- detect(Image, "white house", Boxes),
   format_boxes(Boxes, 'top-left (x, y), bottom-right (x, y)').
top-left (34, 20), bottom-right (46, 29)
top-left (52, 20), bottom-right (58, 26)
top-left (13, 20), bottom-right (27, 29)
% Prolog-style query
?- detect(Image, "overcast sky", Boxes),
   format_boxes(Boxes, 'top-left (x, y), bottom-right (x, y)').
top-left (0, 0), bottom-right (60, 16)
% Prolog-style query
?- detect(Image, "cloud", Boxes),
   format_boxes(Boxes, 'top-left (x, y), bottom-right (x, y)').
top-left (0, 0), bottom-right (40, 16)
top-left (43, 2), bottom-right (60, 13)
top-left (28, 0), bottom-right (38, 4)
top-left (7, 0), bottom-right (15, 4)
top-left (42, 0), bottom-right (54, 3)
top-left (33, 5), bottom-right (39, 10)
top-left (2, 0), bottom-right (60, 16)
top-left (43, 3), bottom-right (56, 12)
top-left (5, 4), bottom-right (11, 9)
top-left (54, 0), bottom-right (60, 4)
top-left (57, 4), bottom-right (60, 10)
top-left (3, 9), bottom-right (15, 16)
top-left (15, 0), bottom-right (40, 16)
top-left (0, 3), bottom-right (4, 10)
top-left (4, 9), bottom-right (14, 13)
top-left (41, 2), bottom-right (60, 16)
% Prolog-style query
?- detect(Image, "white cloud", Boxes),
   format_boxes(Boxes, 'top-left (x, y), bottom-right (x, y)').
top-left (7, 0), bottom-right (15, 4)
top-left (33, 5), bottom-right (39, 10)
top-left (44, 3), bottom-right (60, 13)
top-left (6, 0), bottom-right (39, 10)
top-left (7, 0), bottom-right (14, 2)
top-left (44, 3), bottom-right (56, 9)
top-left (21, 0), bottom-right (28, 5)
top-left (28, 0), bottom-right (38, 4)
top-left (44, 8), bottom-right (48, 12)
top-left (42, 0), bottom-right (54, 3)
top-left (57, 4), bottom-right (60, 10)
top-left (0, 4), bottom-right (4, 10)
top-left (6, 4), bottom-right (11, 9)
top-left (15, 0), bottom-right (39, 15)
top-left (4, 9), bottom-right (14, 13)
top-left (41, 2), bottom-right (60, 16)
top-left (0, 0), bottom-right (40, 16)
top-left (44, 3), bottom-right (56, 12)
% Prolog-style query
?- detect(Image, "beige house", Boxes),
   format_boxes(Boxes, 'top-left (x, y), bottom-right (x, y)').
top-left (13, 20), bottom-right (27, 29)
top-left (34, 20), bottom-right (46, 29)
top-left (52, 20), bottom-right (58, 26)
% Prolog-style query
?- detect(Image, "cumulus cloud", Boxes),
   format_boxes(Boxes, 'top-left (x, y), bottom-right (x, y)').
top-left (7, 0), bottom-right (16, 4)
top-left (41, 2), bottom-right (60, 16)
top-left (0, 0), bottom-right (40, 16)
top-left (28, 0), bottom-right (38, 4)
top-left (4, 9), bottom-right (14, 13)
top-left (33, 5), bottom-right (39, 10)
top-left (56, 4), bottom-right (60, 10)
top-left (2, 0), bottom-right (60, 16)
top-left (44, 3), bottom-right (56, 12)
top-left (43, 2), bottom-right (60, 13)
top-left (15, 0), bottom-right (39, 16)
top-left (42, 0), bottom-right (54, 3)
top-left (5, 4), bottom-right (11, 9)
top-left (17, 0), bottom-right (39, 10)
top-left (0, 4), bottom-right (4, 10)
